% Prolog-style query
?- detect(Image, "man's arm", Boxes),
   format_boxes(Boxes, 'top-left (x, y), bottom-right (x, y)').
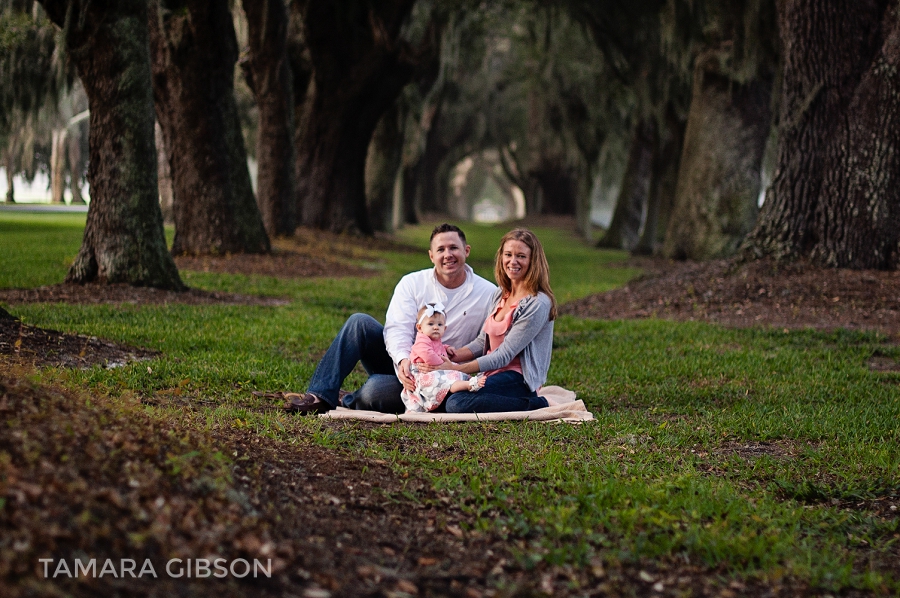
top-left (397, 359), bottom-right (415, 392)
top-left (383, 275), bottom-right (421, 393)
top-left (383, 275), bottom-right (419, 366)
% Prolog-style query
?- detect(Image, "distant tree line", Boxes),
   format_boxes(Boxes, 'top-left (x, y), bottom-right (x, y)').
top-left (1, 0), bottom-right (898, 289)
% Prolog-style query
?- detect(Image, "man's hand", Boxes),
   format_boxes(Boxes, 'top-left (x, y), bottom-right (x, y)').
top-left (445, 345), bottom-right (457, 360)
top-left (398, 359), bottom-right (416, 393)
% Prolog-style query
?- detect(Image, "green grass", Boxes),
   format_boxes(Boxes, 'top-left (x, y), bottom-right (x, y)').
top-left (1, 213), bottom-right (898, 593)
top-left (0, 213), bottom-right (86, 287)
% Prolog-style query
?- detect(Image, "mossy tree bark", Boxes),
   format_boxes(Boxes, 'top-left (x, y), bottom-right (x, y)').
top-left (420, 144), bottom-right (459, 217)
top-left (633, 106), bottom-right (686, 256)
top-left (598, 119), bottom-right (656, 251)
top-left (518, 87), bottom-right (585, 218)
top-left (49, 128), bottom-right (67, 204)
top-left (745, 0), bottom-right (900, 269)
top-left (408, 113), bottom-right (472, 220)
top-left (242, 0), bottom-right (296, 238)
top-left (154, 122), bottom-right (174, 225)
top-left (663, 54), bottom-right (772, 260)
top-left (293, 0), bottom-right (420, 234)
top-left (67, 131), bottom-right (85, 205)
top-left (148, 0), bottom-right (269, 256)
top-left (39, 0), bottom-right (183, 289)
top-left (365, 102), bottom-right (405, 232)
top-left (4, 151), bottom-right (14, 203)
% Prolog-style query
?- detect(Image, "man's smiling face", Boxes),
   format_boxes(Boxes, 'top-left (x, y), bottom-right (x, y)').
top-left (428, 231), bottom-right (470, 284)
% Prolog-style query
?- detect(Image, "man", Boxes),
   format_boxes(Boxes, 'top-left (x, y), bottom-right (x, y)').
top-left (287, 223), bottom-right (497, 414)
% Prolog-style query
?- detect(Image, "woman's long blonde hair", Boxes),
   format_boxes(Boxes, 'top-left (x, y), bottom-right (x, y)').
top-left (494, 229), bottom-right (557, 320)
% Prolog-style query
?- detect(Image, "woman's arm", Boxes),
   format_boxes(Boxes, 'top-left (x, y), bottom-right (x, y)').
top-left (427, 296), bottom-right (551, 375)
top-left (416, 346), bottom-right (479, 374)
top-left (474, 295), bottom-right (551, 373)
top-left (441, 357), bottom-right (480, 375)
top-left (458, 287), bottom-right (499, 359)
top-left (449, 346), bottom-right (475, 362)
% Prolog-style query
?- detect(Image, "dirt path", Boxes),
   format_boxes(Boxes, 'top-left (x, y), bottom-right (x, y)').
top-left (564, 256), bottom-right (900, 336)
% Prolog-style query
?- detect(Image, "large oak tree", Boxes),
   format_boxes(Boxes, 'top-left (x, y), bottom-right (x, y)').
top-left (662, 53), bottom-right (772, 259)
top-left (38, 0), bottom-right (183, 289)
top-left (661, 0), bottom-right (777, 260)
top-left (745, 0), bottom-right (900, 269)
top-left (292, 0), bottom-right (428, 234)
top-left (242, 0), bottom-right (296, 237)
top-left (149, 0), bottom-right (269, 256)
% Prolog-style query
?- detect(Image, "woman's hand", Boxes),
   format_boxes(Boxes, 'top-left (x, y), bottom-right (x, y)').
top-left (451, 347), bottom-right (476, 363)
top-left (417, 359), bottom-right (458, 373)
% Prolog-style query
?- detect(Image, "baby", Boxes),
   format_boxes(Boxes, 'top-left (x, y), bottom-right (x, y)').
top-left (401, 302), bottom-right (483, 412)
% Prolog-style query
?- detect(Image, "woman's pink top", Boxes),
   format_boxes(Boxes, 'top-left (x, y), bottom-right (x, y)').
top-left (409, 332), bottom-right (449, 366)
top-left (482, 296), bottom-right (523, 376)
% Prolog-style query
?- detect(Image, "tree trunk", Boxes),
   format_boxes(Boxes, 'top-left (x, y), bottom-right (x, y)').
top-left (366, 102), bottom-right (404, 232)
top-left (294, 0), bottom-right (418, 234)
top-left (387, 165), bottom-right (400, 229)
top-left (148, 0), bottom-right (269, 256)
top-left (415, 143), bottom-right (465, 218)
top-left (416, 135), bottom-right (454, 217)
top-left (429, 151), bottom-right (458, 217)
top-left (243, 0), bottom-right (296, 238)
top-left (530, 165), bottom-right (578, 216)
top-left (4, 152), bottom-right (14, 203)
top-left (411, 107), bottom-right (475, 220)
top-left (38, 0), bottom-right (183, 289)
top-left (574, 162), bottom-right (593, 242)
top-left (50, 128), bottom-right (67, 204)
top-left (634, 108), bottom-right (686, 256)
top-left (745, 0), bottom-right (900, 269)
top-left (401, 162), bottom-right (421, 224)
top-left (523, 179), bottom-right (544, 216)
top-left (598, 119), bottom-right (655, 251)
top-left (415, 102), bottom-right (458, 219)
top-left (663, 54), bottom-right (772, 260)
top-left (67, 129), bottom-right (85, 205)
top-left (154, 121), bottom-right (174, 225)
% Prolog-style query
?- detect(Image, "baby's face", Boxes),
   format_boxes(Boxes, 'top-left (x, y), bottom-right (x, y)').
top-left (417, 314), bottom-right (446, 341)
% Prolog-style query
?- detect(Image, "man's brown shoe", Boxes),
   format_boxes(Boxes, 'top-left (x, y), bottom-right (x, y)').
top-left (284, 392), bottom-right (333, 415)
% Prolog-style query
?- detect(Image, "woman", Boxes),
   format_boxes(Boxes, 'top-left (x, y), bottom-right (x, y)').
top-left (426, 228), bottom-right (557, 413)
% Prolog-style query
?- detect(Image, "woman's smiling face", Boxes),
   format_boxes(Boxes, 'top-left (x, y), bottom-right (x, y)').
top-left (501, 239), bottom-right (531, 284)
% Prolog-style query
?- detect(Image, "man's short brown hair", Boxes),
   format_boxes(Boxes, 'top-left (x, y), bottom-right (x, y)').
top-left (429, 223), bottom-right (466, 245)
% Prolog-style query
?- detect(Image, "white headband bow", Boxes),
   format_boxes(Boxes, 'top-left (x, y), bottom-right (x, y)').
top-left (418, 302), bottom-right (446, 324)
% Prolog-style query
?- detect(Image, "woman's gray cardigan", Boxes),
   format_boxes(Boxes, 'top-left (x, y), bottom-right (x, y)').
top-left (463, 288), bottom-right (554, 391)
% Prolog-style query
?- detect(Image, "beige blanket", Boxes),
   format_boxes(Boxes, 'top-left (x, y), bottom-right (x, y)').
top-left (319, 385), bottom-right (593, 423)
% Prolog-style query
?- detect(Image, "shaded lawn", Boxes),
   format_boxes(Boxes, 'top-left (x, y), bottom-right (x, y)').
top-left (0, 213), bottom-right (898, 594)
top-left (0, 213), bottom-right (86, 288)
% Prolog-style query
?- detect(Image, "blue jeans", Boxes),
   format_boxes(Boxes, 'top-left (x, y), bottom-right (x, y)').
top-left (443, 370), bottom-right (549, 413)
top-left (306, 313), bottom-right (405, 413)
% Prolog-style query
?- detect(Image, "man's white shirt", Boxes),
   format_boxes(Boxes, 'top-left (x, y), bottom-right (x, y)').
top-left (383, 264), bottom-right (497, 369)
